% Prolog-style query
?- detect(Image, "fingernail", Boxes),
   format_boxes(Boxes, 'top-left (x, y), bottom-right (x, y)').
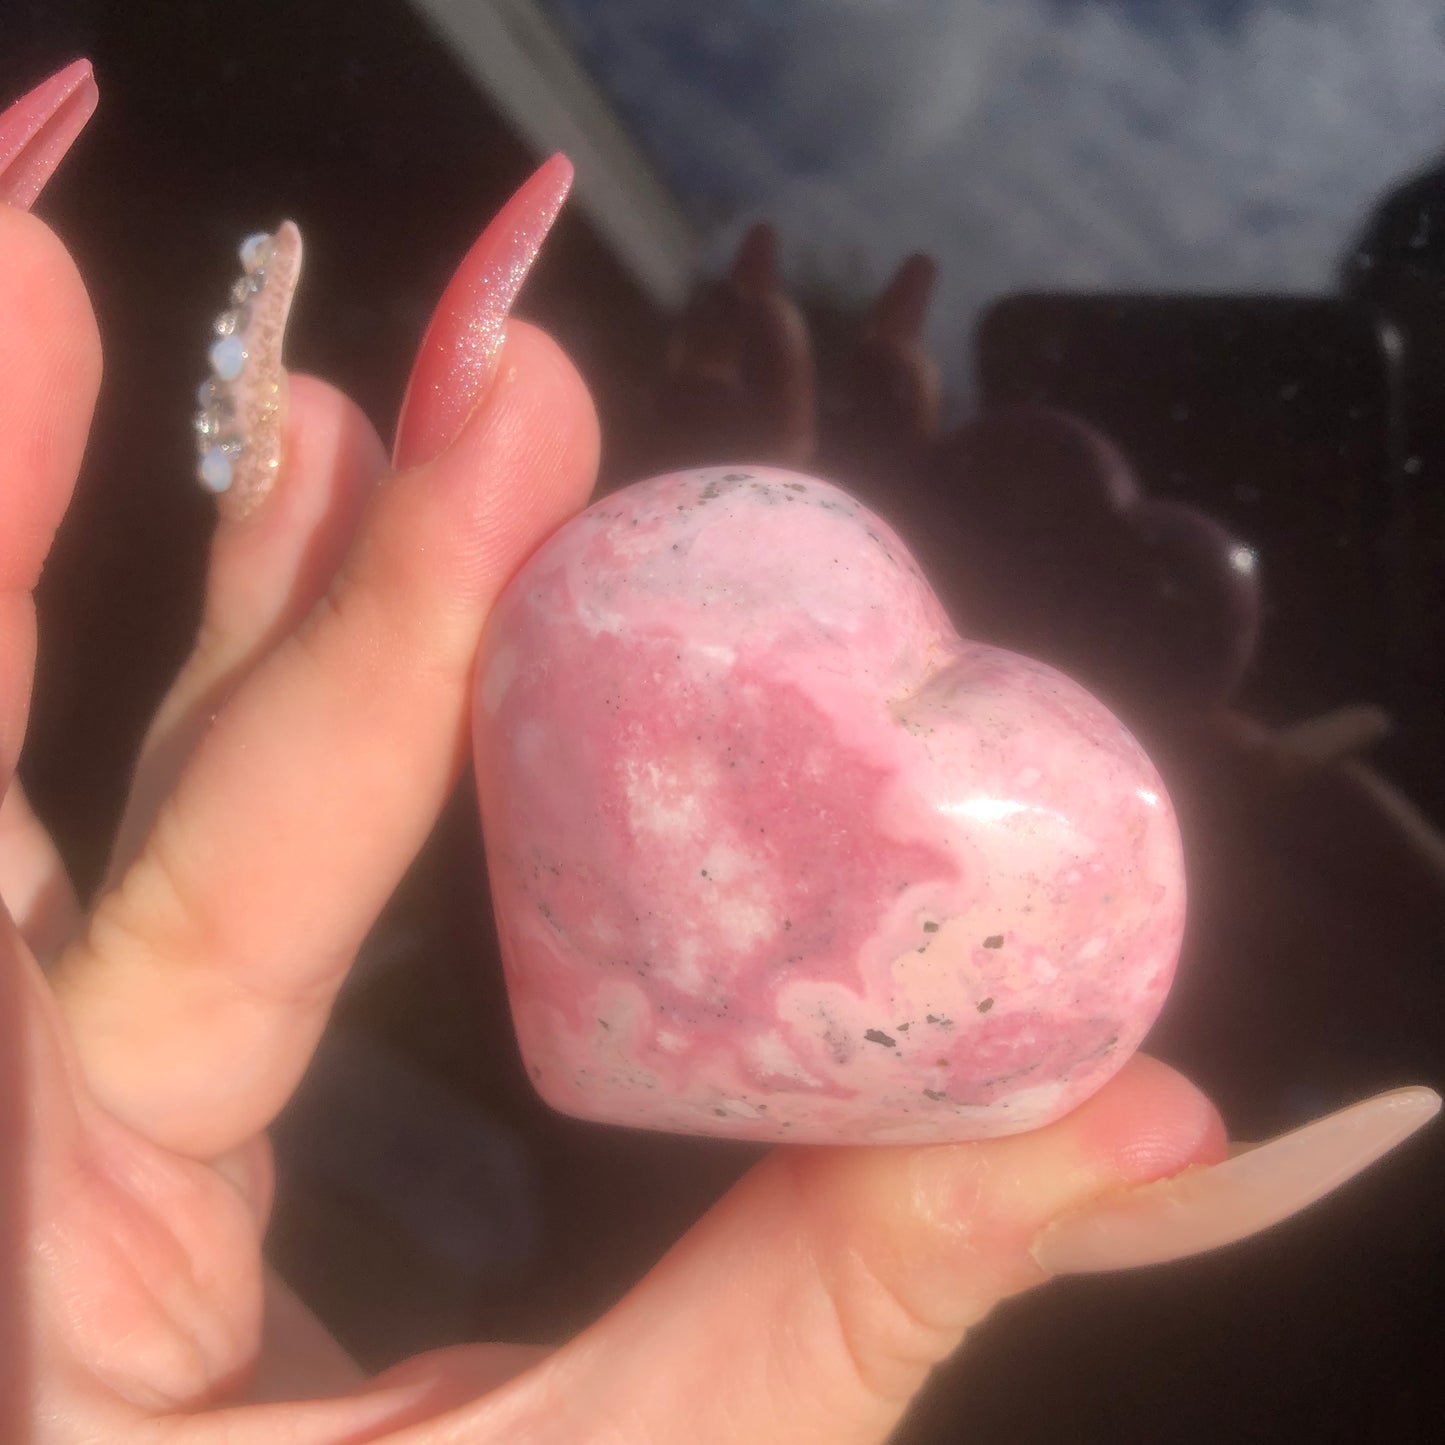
top-left (392, 154), bottom-right (573, 470)
top-left (194, 223), bottom-right (303, 518)
top-left (0, 58), bottom-right (99, 211)
top-left (1031, 1086), bottom-right (1440, 1275)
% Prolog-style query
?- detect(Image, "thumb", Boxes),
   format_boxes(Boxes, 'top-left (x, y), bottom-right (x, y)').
top-left (518, 1055), bottom-right (1224, 1445)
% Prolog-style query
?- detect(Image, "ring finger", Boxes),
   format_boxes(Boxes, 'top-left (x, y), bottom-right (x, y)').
top-left (109, 355), bottom-right (388, 879)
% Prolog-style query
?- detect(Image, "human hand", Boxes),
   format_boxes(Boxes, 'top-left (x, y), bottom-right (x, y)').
top-left (2, 61), bottom-right (1438, 1445)
top-left (824, 250), bottom-right (943, 489)
top-left (656, 221), bottom-right (817, 469)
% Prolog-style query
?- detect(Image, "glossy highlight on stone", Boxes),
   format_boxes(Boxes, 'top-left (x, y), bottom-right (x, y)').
top-left (474, 467), bottom-right (1185, 1144)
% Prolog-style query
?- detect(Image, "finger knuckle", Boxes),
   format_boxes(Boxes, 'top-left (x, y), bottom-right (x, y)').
top-left (819, 1240), bottom-right (964, 1407)
top-left (787, 1158), bottom-right (965, 1409)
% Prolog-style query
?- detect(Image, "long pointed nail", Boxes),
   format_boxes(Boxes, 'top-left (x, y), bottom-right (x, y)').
top-left (1031, 1086), bottom-right (1440, 1274)
top-left (0, 59), bottom-right (99, 211)
top-left (392, 154), bottom-right (573, 470)
top-left (194, 223), bottom-right (304, 518)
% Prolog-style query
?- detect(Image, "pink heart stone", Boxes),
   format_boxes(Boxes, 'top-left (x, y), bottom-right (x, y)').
top-left (474, 467), bottom-right (1184, 1144)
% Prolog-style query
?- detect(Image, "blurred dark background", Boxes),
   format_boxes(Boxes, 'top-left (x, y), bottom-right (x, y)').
top-left (4, 1), bottom-right (1445, 1441)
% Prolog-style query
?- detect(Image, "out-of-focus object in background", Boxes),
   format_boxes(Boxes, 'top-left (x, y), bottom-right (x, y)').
top-left (653, 222), bottom-right (816, 470)
top-left (927, 408), bottom-right (1261, 712)
top-left (1342, 160), bottom-right (1445, 818)
top-left (820, 251), bottom-right (942, 493)
top-left (974, 293), bottom-right (1393, 724)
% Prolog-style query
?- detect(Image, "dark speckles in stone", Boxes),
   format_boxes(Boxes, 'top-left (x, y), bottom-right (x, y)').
top-left (820, 1014), bottom-right (855, 1065)
top-left (896, 1022), bottom-right (911, 1032)
top-left (923, 1088), bottom-right (948, 1102)
top-left (922, 921), bottom-right (940, 933)
top-left (977, 997), bottom-right (995, 1014)
top-left (784, 481), bottom-right (806, 491)
top-left (983, 934), bottom-right (1005, 949)
top-left (864, 528), bottom-right (899, 566)
top-left (864, 1028), bottom-right (897, 1048)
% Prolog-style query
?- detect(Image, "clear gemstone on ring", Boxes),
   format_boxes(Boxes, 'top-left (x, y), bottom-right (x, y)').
top-left (194, 397), bottom-right (236, 443)
top-left (199, 228), bottom-right (288, 500)
top-left (209, 335), bottom-right (247, 381)
top-left (230, 273), bottom-right (263, 304)
top-left (239, 232), bottom-right (274, 272)
top-left (214, 305), bottom-right (249, 337)
top-left (198, 446), bottom-right (235, 493)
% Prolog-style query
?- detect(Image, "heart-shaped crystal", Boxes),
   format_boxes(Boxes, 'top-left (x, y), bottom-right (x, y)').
top-left (474, 467), bottom-right (1183, 1143)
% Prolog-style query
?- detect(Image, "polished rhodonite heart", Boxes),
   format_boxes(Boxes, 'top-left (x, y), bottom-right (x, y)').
top-left (473, 467), bottom-right (1184, 1143)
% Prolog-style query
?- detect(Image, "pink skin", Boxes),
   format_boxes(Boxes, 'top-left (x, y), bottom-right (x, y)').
top-left (475, 466), bottom-right (1183, 1143)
